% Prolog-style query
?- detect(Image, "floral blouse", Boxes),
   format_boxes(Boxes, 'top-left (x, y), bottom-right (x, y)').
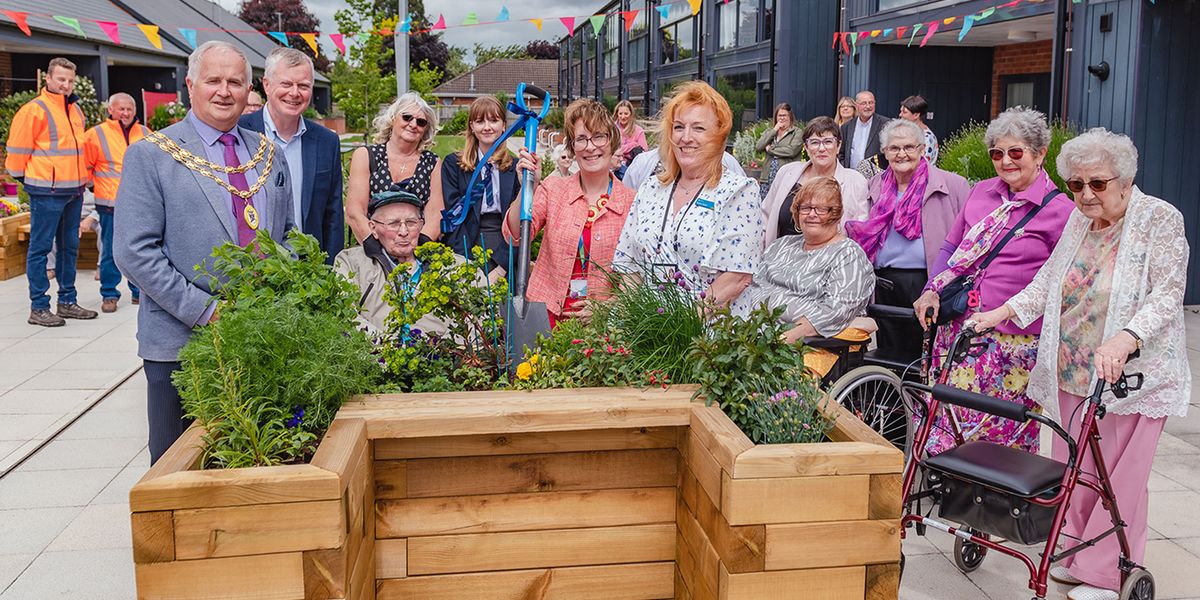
top-left (614, 168), bottom-right (763, 292)
top-left (1057, 221), bottom-right (1122, 396)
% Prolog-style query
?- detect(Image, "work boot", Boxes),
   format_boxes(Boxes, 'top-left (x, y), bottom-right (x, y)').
top-left (131, 296), bottom-right (140, 305)
top-left (101, 299), bottom-right (118, 313)
top-left (28, 309), bottom-right (65, 327)
top-left (57, 303), bottom-right (98, 320)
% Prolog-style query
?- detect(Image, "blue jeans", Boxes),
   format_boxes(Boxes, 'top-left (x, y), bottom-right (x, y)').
top-left (27, 193), bottom-right (82, 310)
top-left (96, 207), bottom-right (138, 301)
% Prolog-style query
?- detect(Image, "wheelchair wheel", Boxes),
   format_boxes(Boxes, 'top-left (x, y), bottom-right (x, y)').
top-left (829, 365), bottom-right (912, 457)
top-left (953, 529), bottom-right (988, 573)
top-left (1120, 568), bottom-right (1154, 600)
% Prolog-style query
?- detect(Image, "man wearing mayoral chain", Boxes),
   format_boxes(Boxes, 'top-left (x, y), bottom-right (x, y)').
top-left (114, 41), bottom-right (295, 463)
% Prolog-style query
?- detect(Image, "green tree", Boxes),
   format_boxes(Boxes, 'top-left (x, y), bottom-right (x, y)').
top-left (472, 43), bottom-right (528, 66)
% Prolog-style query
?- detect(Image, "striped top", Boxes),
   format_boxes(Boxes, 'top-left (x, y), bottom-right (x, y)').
top-left (732, 236), bottom-right (875, 337)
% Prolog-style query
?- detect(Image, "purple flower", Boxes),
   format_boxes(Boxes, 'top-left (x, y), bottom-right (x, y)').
top-left (286, 407), bottom-right (305, 429)
top-left (692, 264), bottom-right (700, 272)
top-left (656, 307), bottom-right (665, 314)
top-left (698, 290), bottom-right (707, 300)
top-left (409, 328), bottom-right (423, 338)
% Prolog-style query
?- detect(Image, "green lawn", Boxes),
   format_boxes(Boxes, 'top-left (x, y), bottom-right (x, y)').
top-left (431, 134), bottom-right (465, 158)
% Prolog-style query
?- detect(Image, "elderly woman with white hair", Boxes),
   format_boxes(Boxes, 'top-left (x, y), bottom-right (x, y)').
top-left (971, 129), bottom-right (1189, 600)
top-left (346, 92), bottom-right (441, 242)
top-left (912, 106), bottom-right (1075, 454)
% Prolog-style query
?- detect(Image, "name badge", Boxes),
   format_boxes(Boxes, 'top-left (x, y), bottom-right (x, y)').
top-left (651, 262), bottom-right (677, 285)
top-left (695, 198), bottom-right (715, 210)
top-left (569, 278), bottom-right (588, 299)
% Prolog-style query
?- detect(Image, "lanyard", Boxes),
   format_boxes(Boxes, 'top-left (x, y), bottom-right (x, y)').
top-left (655, 177), bottom-right (705, 256)
top-left (398, 261), bottom-right (424, 344)
top-left (576, 176), bottom-right (613, 272)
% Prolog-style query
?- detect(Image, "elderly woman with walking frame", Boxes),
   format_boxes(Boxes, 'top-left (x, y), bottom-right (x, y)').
top-left (971, 129), bottom-right (1189, 600)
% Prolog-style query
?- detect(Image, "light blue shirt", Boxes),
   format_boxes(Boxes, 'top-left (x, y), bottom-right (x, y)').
top-left (874, 226), bottom-right (926, 269)
top-left (476, 151), bottom-right (503, 214)
top-left (262, 107), bottom-right (306, 227)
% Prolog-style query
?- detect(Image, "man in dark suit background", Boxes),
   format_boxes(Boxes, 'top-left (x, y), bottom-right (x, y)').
top-left (838, 90), bottom-right (891, 171)
top-left (240, 47), bottom-right (344, 263)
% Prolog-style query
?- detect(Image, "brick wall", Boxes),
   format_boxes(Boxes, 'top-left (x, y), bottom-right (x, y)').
top-left (990, 40), bottom-right (1053, 117)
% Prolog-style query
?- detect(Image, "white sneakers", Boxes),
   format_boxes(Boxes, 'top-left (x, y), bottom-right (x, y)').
top-left (1066, 584), bottom-right (1118, 600)
top-left (1050, 566), bottom-right (1083, 585)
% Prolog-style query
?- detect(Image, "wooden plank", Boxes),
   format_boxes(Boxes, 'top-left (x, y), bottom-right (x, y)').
top-left (689, 405), bottom-right (754, 474)
top-left (374, 426), bottom-right (682, 460)
top-left (820, 395), bottom-right (894, 448)
top-left (173, 499), bottom-right (345, 560)
top-left (375, 538), bottom-right (407, 580)
top-left (732, 442), bottom-right (903, 479)
top-left (406, 523), bottom-right (675, 575)
top-left (865, 562), bottom-right (901, 600)
top-left (676, 499), bottom-right (720, 600)
top-left (683, 467), bottom-right (765, 574)
top-left (130, 510), bottom-right (174, 564)
top-left (310, 418), bottom-right (367, 492)
top-left (347, 522), bottom-right (374, 600)
top-left (377, 562), bottom-right (676, 600)
top-left (397, 448), bottom-right (678, 499)
top-left (135, 552), bottom-right (305, 600)
top-left (720, 473), bottom-right (870, 525)
top-left (374, 459), bottom-right (407, 500)
top-left (687, 431), bottom-right (723, 512)
top-left (675, 567), bottom-right (693, 600)
top-left (135, 424), bottom-right (205, 488)
top-left (131, 463), bottom-right (342, 512)
top-left (719, 564), bottom-right (866, 600)
top-left (764, 520), bottom-right (900, 571)
top-left (346, 385), bottom-right (699, 409)
top-left (869, 474), bottom-right (902, 520)
top-left (302, 547), bottom-right (346, 599)
top-left (377, 487), bottom-right (676, 538)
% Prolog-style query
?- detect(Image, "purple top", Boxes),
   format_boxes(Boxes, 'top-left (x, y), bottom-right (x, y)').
top-left (928, 171), bottom-right (1073, 336)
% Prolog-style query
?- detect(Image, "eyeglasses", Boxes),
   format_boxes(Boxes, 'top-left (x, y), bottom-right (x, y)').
top-left (884, 144), bottom-right (921, 156)
top-left (400, 113), bottom-right (429, 128)
top-left (1066, 176), bottom-right (1120, 193)
top-left (805, 138), bottom-right (838, 149)
top-left (370, 218), bottom-right (423, 233)
top-left (572, 133), bottom-right (611, 149)
top-left (795, 205), bottom-right (834, 216)
top-left (988, 146), bottom-right (1029, 161)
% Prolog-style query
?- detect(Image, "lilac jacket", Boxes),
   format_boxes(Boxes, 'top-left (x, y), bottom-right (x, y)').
top-left (928, 171), bottom-right (1073, 336)
top-left (865, 165), bottom-right (971, 277)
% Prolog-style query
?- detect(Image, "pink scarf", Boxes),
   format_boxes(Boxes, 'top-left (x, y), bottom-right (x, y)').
top-left (846, 159), bottom-right (930, 263)
top-left (927, 179), bottom-right (1041, 293)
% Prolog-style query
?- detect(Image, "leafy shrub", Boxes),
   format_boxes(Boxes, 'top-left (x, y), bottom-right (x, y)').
top-left (148, 102), bottom-right (188, 130)
top-left (731, 119), bottom-right (772, 168)
top-left (440, 109), bottom-right (469, 135)
top-left (0, 90), bottom-right (37, 148)
top-left (938, 120), bottom-right (1077, 190)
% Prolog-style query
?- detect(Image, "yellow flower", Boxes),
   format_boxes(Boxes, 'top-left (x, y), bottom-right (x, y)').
top-left (530, 354), bottom-right (540, 366)
top-left (516, 361), bottom-right (534, 380)
top-left (1004, 367), bottom-right (1030, 392)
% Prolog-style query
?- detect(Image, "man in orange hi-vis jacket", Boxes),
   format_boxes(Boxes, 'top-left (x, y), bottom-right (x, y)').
top-left (4, 57), bottom-right (98, 327)
top-left (82, 92), bottom-right (147, 313)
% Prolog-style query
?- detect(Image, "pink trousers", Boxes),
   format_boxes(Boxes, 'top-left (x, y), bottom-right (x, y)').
top-left (1051, 389), bottom-right (1165, 590)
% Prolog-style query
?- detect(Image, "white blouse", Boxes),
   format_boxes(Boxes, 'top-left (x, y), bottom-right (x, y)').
top-left (614, 168), bottom-right (763, 292)
top-left (1007, 187), bottom-right (1190, 420)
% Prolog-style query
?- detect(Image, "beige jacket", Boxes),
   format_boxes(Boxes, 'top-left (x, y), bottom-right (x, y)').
top-left (333, 239), bottom-right (463, 337)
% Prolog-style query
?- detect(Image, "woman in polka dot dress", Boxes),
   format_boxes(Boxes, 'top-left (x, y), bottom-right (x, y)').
top-left (346, 92), bottom-right (441, 242)
top-left (613, 81), bottom-right (763, 307)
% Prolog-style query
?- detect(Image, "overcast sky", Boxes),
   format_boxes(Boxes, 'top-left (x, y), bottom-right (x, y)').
top-left (216, 0), bottom-right (603, 60)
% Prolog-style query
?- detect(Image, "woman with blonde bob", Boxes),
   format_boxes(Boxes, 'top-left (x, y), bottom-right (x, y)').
top-left (613, 81), bottom-right (763, 306)
top-left (614, 99), bottom-right (647, 166)
top-left (346, 92), bottom-right (440, 242)
top-left (972, 129), bottom-right (1189, 600)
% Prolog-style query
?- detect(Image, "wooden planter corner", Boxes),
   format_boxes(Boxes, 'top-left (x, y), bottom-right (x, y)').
top-left (130, 388), bottom-right (903, 600)
top-left (0, 212), bottom-right (29, 281)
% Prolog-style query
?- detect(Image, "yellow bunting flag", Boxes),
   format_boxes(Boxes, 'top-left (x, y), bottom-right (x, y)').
top-left (529, 18), bottom-right (543, 31)
top-left (688, 0), bottom-right (703, 16)
top-left (137, 24), bottom-right (162, 49)
top-left (943, 16), bottom-right (957, 25)
top-left (300, 33), bottom-right (318, 53)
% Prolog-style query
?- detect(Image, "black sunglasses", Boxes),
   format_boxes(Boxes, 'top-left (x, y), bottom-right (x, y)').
top-left (988, 146), bottom-right (1028, 161)
top-left (400, 113), bottom-right (429, 128)
top-left (1066, 176), bottom-right (1120, 194)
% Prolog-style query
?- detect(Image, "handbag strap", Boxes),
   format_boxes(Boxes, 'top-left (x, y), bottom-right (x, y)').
top-left (973, 187), bottom-right (1059, 275)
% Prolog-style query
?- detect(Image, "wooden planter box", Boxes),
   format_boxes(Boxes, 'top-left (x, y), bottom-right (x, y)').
top-left (131, 388), bottom-right (902, 599)
top-left (0, 212), bottom-right (29, 280)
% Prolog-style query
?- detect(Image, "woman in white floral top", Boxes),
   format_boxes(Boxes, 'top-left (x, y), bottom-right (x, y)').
top-left (972, 129), bottom-right (1190, 600)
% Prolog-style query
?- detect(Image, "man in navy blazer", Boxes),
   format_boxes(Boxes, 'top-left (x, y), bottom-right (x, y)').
top-left (240, 47), bottom-right (343, 263)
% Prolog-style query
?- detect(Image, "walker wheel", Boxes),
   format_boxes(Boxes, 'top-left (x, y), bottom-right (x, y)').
top-left (953, 529), bottom-right (988, 573)
top-left (1120, 568), bottom-right (1154, 600)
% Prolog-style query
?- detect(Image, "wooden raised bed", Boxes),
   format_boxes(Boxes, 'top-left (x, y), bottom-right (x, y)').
top-left (130, 387), bottom-right (902, 599)
top-left (0, 212), bottom-right (29, 280)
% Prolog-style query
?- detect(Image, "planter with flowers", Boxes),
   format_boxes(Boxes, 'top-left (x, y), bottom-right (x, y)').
top-left (130, 238), bottom-right (902, 599)
top-left (0, 197), bottom-right (29, 280)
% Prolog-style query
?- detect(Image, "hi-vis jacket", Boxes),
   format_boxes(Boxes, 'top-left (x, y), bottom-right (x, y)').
top-left (82, 119), bottom-right (149, 207)
top-left (4, 88), bottom-right (87, 195)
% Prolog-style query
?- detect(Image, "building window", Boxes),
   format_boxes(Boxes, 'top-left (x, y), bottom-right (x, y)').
top-left (603, 14), bottom-right (620, 79)
top-left (627, 9), bottom-right (649, 74)
top-left (715, 70), bottom-right (758, 132)
top-left (719, 0), bottom-right (764, 50)
top-left (660, 3), bottom-right (696, 64)
top-left (763, 0), bottom-right (774, 40)
top-left (878, 0), bottom-right (925, 12)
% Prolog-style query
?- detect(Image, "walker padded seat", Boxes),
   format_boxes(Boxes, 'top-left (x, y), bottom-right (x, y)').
top-left (924, 441), bottom-right (1066, 498)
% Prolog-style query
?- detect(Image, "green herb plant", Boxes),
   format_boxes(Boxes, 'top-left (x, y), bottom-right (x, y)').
top-left (938, 119), bottom-right (1077, 190)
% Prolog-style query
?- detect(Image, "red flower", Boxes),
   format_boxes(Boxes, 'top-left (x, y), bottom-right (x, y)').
top-left (605, 345), bottom-right (615, 354)
top-left (583, 348), bottom-right (594, 357)
top-left (571, 339), bottom-right (584, 345)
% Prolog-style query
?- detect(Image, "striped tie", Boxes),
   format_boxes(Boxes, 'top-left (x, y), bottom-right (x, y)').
top-left (482, 163), bottom-right (495, 209)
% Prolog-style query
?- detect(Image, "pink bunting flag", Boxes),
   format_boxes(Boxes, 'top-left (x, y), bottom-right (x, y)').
top-left (622, 10), bottom-right (639, 32)
top-left (857, 31), bottom-right (870, 41)
top-left (432, 14), bottom-right (445, 30)
top-left (919, 21), bottom-right (940, 47)
top-left (560, 17), bottom-right (575, 35)
top-left (97, 21), bottom-right (120, 45)
top-left (330, 33), bottom-right (346, 55)
top-left (2, 10), bottom-right (31, 37)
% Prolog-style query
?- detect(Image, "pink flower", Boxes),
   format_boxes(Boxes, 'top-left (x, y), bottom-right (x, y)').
top-left (583, 348), bottom-right (594, 357)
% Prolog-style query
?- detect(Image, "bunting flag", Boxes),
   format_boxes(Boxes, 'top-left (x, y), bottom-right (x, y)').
top-left (54, 16), bottom-right (86, 38)
top-left (958, 15), bottom-right (975, 42)
top-left (687, 0), bottom-right (702, 16)
top-left (857, 31), bottom-right (870, 41)
top-left (398, 17), bottom-right (411, 33)
top-left (329, 32), bottom-right (346, 55)
top-left (840, 31), bottom-right (850, 54)
top-left (497, 6), bottom-right (510, 22)
top-left (870, 29), bottom-right (881, 38)
top-left (529, 18), bottom-right (543, 31)
top-left (2, 11), bottom-right (31, 36)
top-left (137, 24), bottom-right (161, 49)
top-left (355, 32), bottom-right (370, 45)
top-left (97, 21), bottom-right (120, 45)
top-left (267, 31), bottom-right (288, 46)
top-left (588, 14), bottom-right (605, 34)
top-left (300, 32), bottom-right (318, 53)
top-left (1000, 0), bottom-right (1021, 7)
top-left (432, 14), bottom-right (445, 30)
top-left (831, 31), bottom-right (840, 49)
top-left (462, 12), bottom-right (478, 26)
top-left (622, 10), bottom-right (639, 32)
top-left (883, 28), bottom-right (893, 38)
top-left (178, 27), bottom-right (197, 49)
top-left (657, 6), bottom-right (671, 20)
top-left (920, 21), bottom-right (940, 47)
top-left (896, 26), bottom-right (907, 39)
top-left (943, 16), bottom-right (957, 26)
top-left (907, 23), bottom-right (922, 47)
top-left (977, 7), bottom-right (996, 20)
top-left (560, 17), bottom-right (575, 35)
top-left (850, 31), bottom-right (858, 56)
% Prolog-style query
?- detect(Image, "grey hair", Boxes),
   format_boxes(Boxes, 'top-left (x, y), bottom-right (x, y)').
top-left (372, 92), bottom-right (438, 147)
top-left (1056, 128), bottom-right (1139, 183)
top-left (264, 47), bottom-right (313, 82)
top-left (106, 92), bottom-right (135, 106)
top-left (879, 119), bottom-right (925, 150)
top-left (985, 106), bottom-right (1051, 152)
top-left (187, 41), bottom-right (252, 86)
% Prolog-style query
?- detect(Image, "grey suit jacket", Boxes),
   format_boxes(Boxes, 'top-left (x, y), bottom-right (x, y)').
top-left (114, 119), bottom-right (294, 362)
top-left (838, 115), bottom-right (892, 169)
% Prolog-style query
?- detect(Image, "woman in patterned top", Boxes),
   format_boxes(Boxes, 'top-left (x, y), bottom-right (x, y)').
top-left (898, 95), bottom-right (939, 164)
top-left (345, 93), bottom-right (441, 242)
top-left (972, 130), bottom-right (1189, 600)
top-left (613, 81), bottom-right (763, 307)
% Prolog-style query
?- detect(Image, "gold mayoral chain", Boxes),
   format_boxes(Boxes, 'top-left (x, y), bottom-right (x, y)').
top-left (145, 130), bottom-right (276, 204)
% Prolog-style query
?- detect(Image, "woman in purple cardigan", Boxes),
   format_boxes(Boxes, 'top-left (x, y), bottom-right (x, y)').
top-left (911, 107), bottom-right (1074, 454)
top-left (846, 119), bottom-right (970, 361)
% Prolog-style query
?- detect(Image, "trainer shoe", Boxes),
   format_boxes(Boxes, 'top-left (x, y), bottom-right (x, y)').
top-left (101, 299), bottom-right (118, 313)
top-left (28, 309), bottom-right (65, 327)
top-left (1068, 584), bottom-right (1118, 600)
top-left (57, 303), bottom-right (98, 320)
top-left (132, 296), bottom-right (140, 305)
top-left (1051, 566), bottom-right (1083, 585)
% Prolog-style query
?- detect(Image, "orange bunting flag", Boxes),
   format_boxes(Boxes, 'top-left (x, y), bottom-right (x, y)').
top-left (530, 18), bottom-right (544, 31)
top-left (2, 11), bottom-right (31, 37)
top-left (300, 33), bottom-right (318, 54)
top-left (137, 24), bottom-right (162, 49)
top-left (622, 10), bottom-right (639, 32)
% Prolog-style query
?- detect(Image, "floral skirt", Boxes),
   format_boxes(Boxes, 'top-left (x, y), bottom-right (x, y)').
top-left (759, 158), bottom-right (781, 200)
top-left (923, 319), bottom-right (1042, 455)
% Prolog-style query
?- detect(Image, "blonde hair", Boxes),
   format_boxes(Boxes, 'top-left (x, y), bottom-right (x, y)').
top-left (372, 92), bottom-right (438, 147)
top-left (656, 81), bottom-right (732, 188)
top-left (566, 99), bottom-right (620, 156)
top-left (834, 96), bottom-right (856, 127)
top-left (613, 99), bottom-right (637, 135)
top-left (458, 96), bottom-right (513, 172)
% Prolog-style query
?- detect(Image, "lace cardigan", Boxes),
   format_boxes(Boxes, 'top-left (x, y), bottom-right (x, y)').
top-left (1007, 187), bottom-right (1190, 420)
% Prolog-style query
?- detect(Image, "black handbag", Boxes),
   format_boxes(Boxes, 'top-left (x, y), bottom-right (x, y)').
top-left (936, 189), bottom-right (1058, 325)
